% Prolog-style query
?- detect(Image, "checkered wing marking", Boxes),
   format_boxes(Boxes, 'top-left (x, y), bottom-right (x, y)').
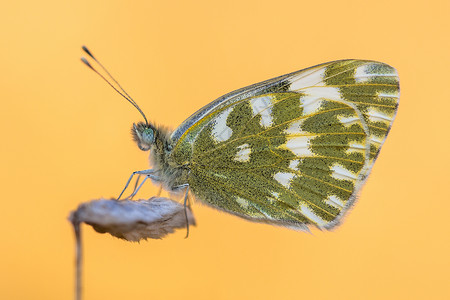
top-left (171, 60), bottom-right (399, 230)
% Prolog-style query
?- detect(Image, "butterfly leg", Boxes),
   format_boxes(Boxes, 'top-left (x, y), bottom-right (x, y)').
top-left (183, 185), bottom-right (190, 239)
top-left (156, 185), bottom-right (163, 197)
top-left (124, 175), bottom-right (150, 200)
top-left (172, 184), bottom-right (191, 238)
top-left (122, 174), bottom-right (142, 199)
top-left (117, 169), bottom-right (159, 200)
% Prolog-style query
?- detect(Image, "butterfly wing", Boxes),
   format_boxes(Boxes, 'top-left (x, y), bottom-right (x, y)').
top-left (171, 60), bottom-right (399, 230)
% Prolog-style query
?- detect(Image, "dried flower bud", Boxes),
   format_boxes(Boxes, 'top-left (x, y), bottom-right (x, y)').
top-left (69, 197), bottom-right (195, 241)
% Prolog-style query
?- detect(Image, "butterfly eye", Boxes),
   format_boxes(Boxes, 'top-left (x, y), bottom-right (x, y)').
top-left (142, 128), bottom-right (154, 142)
top-left (132, 123), bottom-right (154, 151)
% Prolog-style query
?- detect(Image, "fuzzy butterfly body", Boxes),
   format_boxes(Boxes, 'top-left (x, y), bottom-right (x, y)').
top-left (82, 50), bottom-right (399, 232)
top-left (141, 59), bottom-right (399, 231)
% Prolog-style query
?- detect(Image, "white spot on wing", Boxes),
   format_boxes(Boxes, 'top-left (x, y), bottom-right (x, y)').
top-left (234, 143), bottom-right (251, 162)
top-left (325, 195), bottom-right (345, 209)
top-left (284, 136), bottom-right (315, 156)
top-left (345, 142), bottom-right (367, 155)
top-left (300, 204), bottom-right (327, 227)
top-left (370, 135), bottom-right (384, 144)
top-left (289, 159), bottom-right (300, 170)
top-left (300, 87), bottom-right (341, 115)
top-left (366, 107), bottom-right (393, 123)
top-left (285, 119), bottom-right (305, 134)
top-left (337, 115), bottom-right (360, 127)
top-left (331, 164), bottom-right (358, 181)
top-left (274, 172), bottom-right (295, 188)
top-left (306, 86), bottom-right (341, 101)
top-left (236, 197), bottom-right (249, 208)
top-left (250, 96), bottom-right (274, 128)
top-left (354, 64), bottom-right (370, 82)
top-left (212, 107), bottom-right (233, 142)
top-left (377, 91), bottom-right (399, 99)
top-left (300, 96), bottom-right (323, 115)
top-left (289, 67), bottom-right (326, 91)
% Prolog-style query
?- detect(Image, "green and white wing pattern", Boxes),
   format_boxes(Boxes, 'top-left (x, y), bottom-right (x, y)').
top-left (171, 60), bottom-right (399, 230)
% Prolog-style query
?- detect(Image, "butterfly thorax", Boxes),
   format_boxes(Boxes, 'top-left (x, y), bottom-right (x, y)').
top-left (148, 125), bottom-right (190, 191)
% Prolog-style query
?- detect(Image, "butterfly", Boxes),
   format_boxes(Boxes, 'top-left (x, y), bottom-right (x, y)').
top-left (82, 46), bottom-right (399, 232)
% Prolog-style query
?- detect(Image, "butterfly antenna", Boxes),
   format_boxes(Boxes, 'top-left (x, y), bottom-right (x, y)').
top-left (81, 46), bottom-right (149, 126)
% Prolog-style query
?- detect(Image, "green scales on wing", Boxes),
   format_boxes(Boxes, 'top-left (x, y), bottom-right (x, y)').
top-left (169, 60), bottom-right (399, 231)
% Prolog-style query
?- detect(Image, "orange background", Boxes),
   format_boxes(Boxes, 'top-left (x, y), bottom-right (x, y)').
top-left (1, 1), bottom-right (449, 299)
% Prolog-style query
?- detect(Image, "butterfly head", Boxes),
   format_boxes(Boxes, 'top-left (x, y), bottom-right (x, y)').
top-left (132, 122), bottom-right (155, 151)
